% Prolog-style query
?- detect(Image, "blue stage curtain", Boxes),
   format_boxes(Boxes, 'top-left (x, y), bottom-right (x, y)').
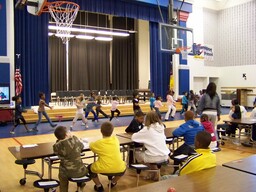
top-left (14, 9), bottom-right (49, 107)
top-left (150, 22), bottom-right (172, 100)
top-left (67, 0), bottom-right (168, 22)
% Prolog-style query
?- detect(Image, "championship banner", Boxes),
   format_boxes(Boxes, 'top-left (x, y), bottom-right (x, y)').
top-left (192, 43), bottom-right (214, 61)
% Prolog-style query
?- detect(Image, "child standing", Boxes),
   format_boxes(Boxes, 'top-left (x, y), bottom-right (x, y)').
top-left (89, 122), bottom-right (126, 191)
top-left (200, 114), bottom-right (217, 149)
top-left (149, 93), bottom-right (155, 111)
top-left (110, 96), bottom-right (121, 121)
top-left (53, 126), bottom-right (88, 192)
top-left (133, 94), bottom-right (141, 114)
top-left (164, 90), bottom-right (176, 121)
top-left (84, 92), bottom-right (98, 122)
top-left (154, 96), bottom-right (163, 119)
top-left (180, 92), bottom-right (188, 115)
top-left (10, 96), bottom-right (32, 134)
top-left (70, 96), bottom-right (88, 130)
top-left (95, 96), bottom-right (109, 120)
top-left (34, 92), bottom-right (57, 131)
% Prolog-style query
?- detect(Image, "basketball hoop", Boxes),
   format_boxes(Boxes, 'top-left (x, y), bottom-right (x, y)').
top-left (175, 47), bottom-right (191, 60)
top-left (47, 1), bottom-right (79, 44)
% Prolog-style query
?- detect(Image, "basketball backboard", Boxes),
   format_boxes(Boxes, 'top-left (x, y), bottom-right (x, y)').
top-left (159, 23), bottom-right (194, 54)
top-left (27, 0), bottom-right (46, 15)
top-left (15, 0), bottom-right (46, 15)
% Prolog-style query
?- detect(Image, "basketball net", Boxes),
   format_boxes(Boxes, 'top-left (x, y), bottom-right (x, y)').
top-left (175, 47), bottom-right (191, 60)
top-left (48, 1), bottom-right (79, 44)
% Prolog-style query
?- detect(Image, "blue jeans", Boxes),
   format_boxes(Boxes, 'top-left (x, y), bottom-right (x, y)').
top-left (85, 110), bottom-right (98, 120)
top-left (35, 111), bottom-right (55, 128)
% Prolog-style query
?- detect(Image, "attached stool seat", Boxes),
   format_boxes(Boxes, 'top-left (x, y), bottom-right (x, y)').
top-left (15, 159), bottom-right (42, 185)
top-left (130, 160), bottom-right (168, 186)
top-left (101, 172), bottom-right (126, 192)
top-left (33, 179), bottom-right (60, 192)
top-left (130, 164), bottom-right (149, 187)
top-left (68, 175), bottom-right (91, 192)
top-left (44, 153), bottom-right (85, 179)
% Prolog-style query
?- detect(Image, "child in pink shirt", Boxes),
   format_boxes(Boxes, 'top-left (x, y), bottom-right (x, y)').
top-left (200, 114), bottom-right (217, 149)
top-left (110, 97), bottom-right (121, 121)
top-left (154, 96), bottom-right (163, 119)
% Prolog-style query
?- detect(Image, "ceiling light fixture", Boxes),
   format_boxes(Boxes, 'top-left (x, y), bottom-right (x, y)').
top-left (48, 25), bottom-right (130, 37)
top-left (95, 37), bottom-right (113, 41)
top-left (76, 35), bottom-right (95, 40)
top-left (55, 34), bottom-right (75, 38)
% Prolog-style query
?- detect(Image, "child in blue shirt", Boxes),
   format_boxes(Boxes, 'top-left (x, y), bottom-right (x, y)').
top-left (170, 111), bottom-right (204, 173)
top-left (149, 93), bottom-right (155, 111)
top-left (180, 92), bottom-right (188, 115)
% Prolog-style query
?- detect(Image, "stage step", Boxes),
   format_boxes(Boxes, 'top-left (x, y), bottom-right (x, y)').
top-left (23, 102), bottom-right (182, 123)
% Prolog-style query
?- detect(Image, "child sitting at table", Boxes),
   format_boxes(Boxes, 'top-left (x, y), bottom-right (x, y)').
top-left (131, 111), bottom-right (170, 180)
top-left (125, 111), bottom-right (145, 133)
top-left (200, 114), bottom-right (217, 149)
top-left (125, 110), bottom-right (145, 164)
top-left (179, 131), bottom-right (217, 175)
top-left (88, 122), bottom-right (126, 192)
top-left (226, 105), bottom-right (241, 136)
top-left (53, 126), bottom-right (88, 192)
top-left (161, 131), bottom-right (216, 179)
top-left (170, 111), bottom-right (204, 173)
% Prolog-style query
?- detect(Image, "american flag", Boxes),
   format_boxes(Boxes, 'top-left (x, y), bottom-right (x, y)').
top-left (15, 69), bottom-right (23, 95)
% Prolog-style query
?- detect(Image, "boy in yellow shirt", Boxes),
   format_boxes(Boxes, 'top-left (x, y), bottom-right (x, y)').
top-left (89, 122), bottom-right (126, 192)
top-left (179, 131), bottom-right (216, 175)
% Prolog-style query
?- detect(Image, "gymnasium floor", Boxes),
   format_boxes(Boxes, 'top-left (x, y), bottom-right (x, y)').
top-left (0, 107), bottom-right (233, 139)
top-left (1, 107), bottom-right (255, 192)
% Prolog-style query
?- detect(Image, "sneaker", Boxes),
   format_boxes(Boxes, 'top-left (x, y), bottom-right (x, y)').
top-left (164, 119), bottom-right (169, 121)
top-left (70, 126), bottom-right (73, 131)
top-left (85, 125), bottom-right (89, 129)
top-left (10, 131), bottom-right (15, 134)
top-left (94, 184), bottom-right (104, 192)
top-left (32, 127), bottom-right (38, 132)
top-left (51, 124), bottom-right (57, 128)
top-left (27, 129), bottom-right (34, 132)
top-left (242, 141), bottom-right (253, 147)
top-left (81, 122), bottom-right (85, 126)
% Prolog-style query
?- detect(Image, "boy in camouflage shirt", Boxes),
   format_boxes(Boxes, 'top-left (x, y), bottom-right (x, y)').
top-left (53, 126), bottom-right (88, 192)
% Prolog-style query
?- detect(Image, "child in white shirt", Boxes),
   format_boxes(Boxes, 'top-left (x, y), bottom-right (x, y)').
top-left (110, 96), bottom-right (121, 121)
top-left (70, 96), bottom-right (88, 130)
top-left (132, 111), bottom-right (169, 180)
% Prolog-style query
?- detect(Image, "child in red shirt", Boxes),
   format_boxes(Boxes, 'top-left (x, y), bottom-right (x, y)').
top-left (200, 114), bottom-right (218, 149)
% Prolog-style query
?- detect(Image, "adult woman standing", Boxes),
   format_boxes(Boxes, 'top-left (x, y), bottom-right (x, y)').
top-left (197, 82), bottom-right (221, 129)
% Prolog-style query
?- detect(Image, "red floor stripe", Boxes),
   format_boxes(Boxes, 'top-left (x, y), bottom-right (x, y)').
top-left (12, 137), bottom-right (22, 146)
